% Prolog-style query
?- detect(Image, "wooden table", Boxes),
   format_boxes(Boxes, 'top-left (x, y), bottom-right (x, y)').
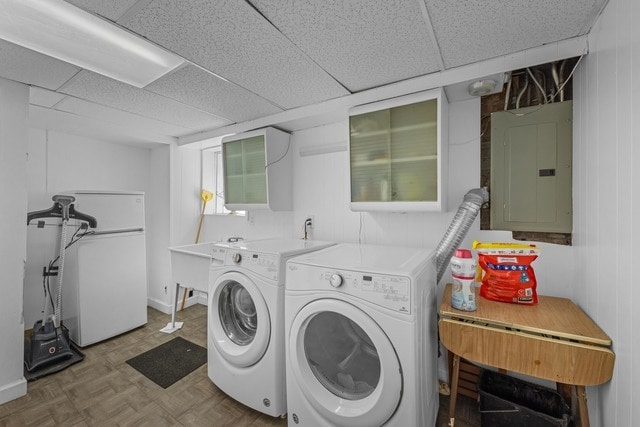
top-left (439, 284), bottom-right (615, 427)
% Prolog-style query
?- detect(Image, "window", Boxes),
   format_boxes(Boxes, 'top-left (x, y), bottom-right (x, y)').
top-left (202, 144), bottom-right (245, 216)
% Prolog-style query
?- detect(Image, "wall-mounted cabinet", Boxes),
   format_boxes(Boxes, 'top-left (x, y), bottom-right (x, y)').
top-left (222, 127), bottom-right (292, 211)
top-left (348, 88), bottom-right (448, 212)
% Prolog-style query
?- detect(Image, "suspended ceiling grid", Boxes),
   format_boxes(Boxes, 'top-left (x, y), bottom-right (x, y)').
top-left (0, 0), bottom-right (608, 146)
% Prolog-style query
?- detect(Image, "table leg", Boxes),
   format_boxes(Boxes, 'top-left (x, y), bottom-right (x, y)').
top-left (576, 385), bottom-right (590, 427)
top-left (449, 353), bottom-right (461, 427)
top-left (556, 383), bottom-right (572, 407)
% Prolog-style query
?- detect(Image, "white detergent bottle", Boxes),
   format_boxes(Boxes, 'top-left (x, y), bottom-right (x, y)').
top-left (450, 249), bottom-right (477, 311)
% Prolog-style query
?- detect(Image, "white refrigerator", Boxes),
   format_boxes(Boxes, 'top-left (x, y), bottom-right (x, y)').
top-left (62, 191), bottom-right (148, 347)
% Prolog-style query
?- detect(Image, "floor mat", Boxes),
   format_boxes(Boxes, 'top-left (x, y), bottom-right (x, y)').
top-left (126, 337), bottom-right (207, 388)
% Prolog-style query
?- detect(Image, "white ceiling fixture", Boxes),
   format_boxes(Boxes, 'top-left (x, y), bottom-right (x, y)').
top-left (467, 80), bottom-right (497, 97)
top-left (0, 0), bottom-right (185, 88)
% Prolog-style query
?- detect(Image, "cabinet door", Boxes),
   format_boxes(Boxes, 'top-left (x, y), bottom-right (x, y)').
top-left (223, 135), bottom-right (267, 204)
top-left (389, 99), bottom-right (438, 202)
top-left (349, 95), bottom-right (440, 210)
top-left (350, 109), bottom-right (392, 202)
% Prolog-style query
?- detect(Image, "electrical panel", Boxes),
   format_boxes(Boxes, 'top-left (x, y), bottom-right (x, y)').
top-left (490, 101), bottom-right (572, 233)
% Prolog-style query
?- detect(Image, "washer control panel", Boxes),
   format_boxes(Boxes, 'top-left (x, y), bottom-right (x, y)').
top-left (329, 273), bottom-right (343, 288)
top-left (287, 264), bottom-right (411, 314)
top-left (210, 247), bottom-right (227, 266)
top-left (212, 248), bottom-right (279, 281)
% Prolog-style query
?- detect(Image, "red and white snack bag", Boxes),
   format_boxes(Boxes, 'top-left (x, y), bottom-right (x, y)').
top-left (473, 241), bottom-right (540, 305)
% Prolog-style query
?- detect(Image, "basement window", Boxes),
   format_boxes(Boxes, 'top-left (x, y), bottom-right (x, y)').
top-left (202, 145), bottom-right (245, 216)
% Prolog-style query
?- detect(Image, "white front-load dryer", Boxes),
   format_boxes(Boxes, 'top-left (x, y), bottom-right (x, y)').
top-left (207, 239), bottom-right (334, 417)
top-left (285, 243), bottom-right (438, 427)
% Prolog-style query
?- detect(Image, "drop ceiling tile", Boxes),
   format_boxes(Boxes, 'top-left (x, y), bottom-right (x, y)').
top-left (425, 0), bottom-right (606, 68)
top-left (0, 40), bottom-right (80, 90)
top-left (30, 105), bottom-right (172, 148)
top-left (145, 64), bottom-right (283, 122)
top-left (64, 0), bottom-right (140, 21)
top-left (59, 71), bottom-right (232, 132)
top-left (54, 96), bottom-right (194, 138)
top-left (119, 0), bottom-right (349, 109)
top-left (250, 0), bottom-right (442, 92)
top-left (30, 87), bottom-right (67, 108)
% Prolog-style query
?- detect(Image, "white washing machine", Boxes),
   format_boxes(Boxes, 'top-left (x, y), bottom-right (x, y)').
top-left (285, 243), bottom-right (438, 427)
top-left (207, 238), bottom-right (334, 417)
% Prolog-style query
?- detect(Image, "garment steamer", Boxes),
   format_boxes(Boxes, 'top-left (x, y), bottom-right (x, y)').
top-left (24, 195), bottom-right (97, 375)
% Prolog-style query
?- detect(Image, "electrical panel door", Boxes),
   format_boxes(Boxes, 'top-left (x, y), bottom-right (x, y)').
top-left (490, 101), bottom-right (572, 233)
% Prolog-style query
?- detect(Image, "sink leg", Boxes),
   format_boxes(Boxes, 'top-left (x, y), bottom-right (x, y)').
top-left (171, 283), bottom-right (181, 327)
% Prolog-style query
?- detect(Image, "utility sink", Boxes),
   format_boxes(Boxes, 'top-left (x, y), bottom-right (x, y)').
top-left (168, 242), bottom-right (220, 292)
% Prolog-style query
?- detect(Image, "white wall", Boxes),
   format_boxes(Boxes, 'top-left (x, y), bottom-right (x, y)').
top-left (24, 130), bottom-right (155, 328)
top-left (0, 78), bottom-right (28, 404)
top-left (170, 144), bottom-right (203, 247)
top-left (185, 146), bottom-right (295, 245)
top-left (191, 97), bottom-right (578, 296)
top-left (573, 0), bottom-right (639, 424)
top-left (289, 101), bottom-right (574, 296)
top-left (194, 98), bottom-right (578, 387)
top-left (146, 145), bottom-right (172, 311)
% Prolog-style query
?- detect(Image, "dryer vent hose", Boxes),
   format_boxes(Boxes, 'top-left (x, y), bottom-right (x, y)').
top-left (434, 188), bottom-right (489, 283)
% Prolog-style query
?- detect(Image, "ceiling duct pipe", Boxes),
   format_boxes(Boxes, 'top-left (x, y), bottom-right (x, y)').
top-left (551, 62), bottom-right (561, 103)
top-left (516, 74), bottom-right (529, 109)
top-left (504, 72), bottom-right (512, 110)
top-left (527, 68), bottom-right (547, 104)
top-left (535, 69), bottom-right (547, 104)
top-left (434, 188), bottom-right (489, 283)
top-left (559, 60), bottom-right (568, 102)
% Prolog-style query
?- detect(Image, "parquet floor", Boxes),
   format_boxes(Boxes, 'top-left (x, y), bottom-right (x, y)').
top-left (0, 304), bottom-right (480, 426)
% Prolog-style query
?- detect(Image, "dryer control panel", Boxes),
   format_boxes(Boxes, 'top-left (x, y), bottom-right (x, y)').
top-left (288, 263), bottom-right (412, 314)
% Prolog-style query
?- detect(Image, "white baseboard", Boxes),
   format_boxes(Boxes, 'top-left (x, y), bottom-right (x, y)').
top-left (147, 292), bottom-right (207, 315)
top-left (147, 297), bottom-right (172, 314)
top-left (179, 293), bottom-right (208, 308)
top-left (0, 378), bottom-right (27, 405)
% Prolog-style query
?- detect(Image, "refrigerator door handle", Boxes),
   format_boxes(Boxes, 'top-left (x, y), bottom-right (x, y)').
top-left (90, 228), bottom-right (144, 236)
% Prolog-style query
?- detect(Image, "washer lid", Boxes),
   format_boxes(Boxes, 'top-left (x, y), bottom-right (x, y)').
top-left (289, 299), bottom-right (402, 427)
top-left (287, 243), bottom-right (433, 277)
top-left (209, 271), bottom-right (270, 368)
top-left (230, 238), bottom-right (335, 257)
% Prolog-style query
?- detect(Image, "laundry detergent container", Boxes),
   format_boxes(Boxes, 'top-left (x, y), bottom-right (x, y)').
top-left (478, 369), bottom-right (570, 427)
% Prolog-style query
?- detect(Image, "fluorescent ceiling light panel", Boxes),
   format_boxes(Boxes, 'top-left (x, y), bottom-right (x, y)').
top-left (0, 0), bottom-right (185, 88)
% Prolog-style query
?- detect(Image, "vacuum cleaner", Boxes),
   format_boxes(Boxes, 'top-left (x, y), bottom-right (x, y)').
top-left (24, 195), bottom-right (97, 375)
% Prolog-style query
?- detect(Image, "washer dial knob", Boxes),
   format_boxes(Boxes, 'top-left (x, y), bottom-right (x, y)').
top-left (329, 274), bottom-right (343, 288)
top-left (232, 253), bottom-right (242, 264)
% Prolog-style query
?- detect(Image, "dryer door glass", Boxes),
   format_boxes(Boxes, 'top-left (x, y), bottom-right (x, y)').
top-left (219, 281), bottom-right (257, 345)
top-left (304, 311), bottom-right (381, 400)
